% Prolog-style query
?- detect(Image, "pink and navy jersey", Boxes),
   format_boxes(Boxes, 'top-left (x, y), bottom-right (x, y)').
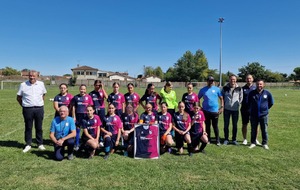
top-left (54, 93), bottom-right (73, 108)
top-left (157, 112), bottom-right (172, 134)
top-left (89, 89), bottom-right (106, 109)
top-left (82, 115), bottom-right (102, 138)
top-left (140, 112), bottom-right (157, 124)
top-left (140, 93), bottom-right (161, 112)
top-left (103, 115), bottom-right (122, 135)
top-left (173, 112), bottom-right (191, 131)
top-left (124, 92), bottom-right (140, 109)
top-left (72, 94), bottom-right (94, 114)
top-left (190, 111), bottom-right (205, 135)
top-left (182, 92), bottom-right (199, 114)
top-left (134, 124), bottom-right (159, 159)
top-left (107, 92), bottom-right (125, 110)
top-left (121, 112), bottom-right (139, 131)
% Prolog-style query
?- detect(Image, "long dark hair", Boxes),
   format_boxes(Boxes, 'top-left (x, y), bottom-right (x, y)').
top-left (144, 83), bottom-right (154, 95)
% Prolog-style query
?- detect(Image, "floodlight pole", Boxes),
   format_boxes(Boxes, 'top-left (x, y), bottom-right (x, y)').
top-left (218, 17), bottom-right (224, 87)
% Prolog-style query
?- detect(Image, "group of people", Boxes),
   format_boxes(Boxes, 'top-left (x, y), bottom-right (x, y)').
top-left (17, 71), bottom-right (274, 161)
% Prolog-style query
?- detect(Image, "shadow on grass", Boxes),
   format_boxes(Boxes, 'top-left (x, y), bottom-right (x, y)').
top-left (0, 140), bottom-right (24, 148)
top-left (31, 150), bottom-right (54, 160)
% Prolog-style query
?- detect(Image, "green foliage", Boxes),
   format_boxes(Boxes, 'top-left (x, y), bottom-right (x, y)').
top-left (144, 66), bottom-right (164, 79)
top-left (69, 75), bottom-right (77, 86)
top-left (292, 67), bottom-right (300, 80)
top-left (168, 49), bottom-right (209, 82)
top-left (2, 67), bottom-right (21, 76)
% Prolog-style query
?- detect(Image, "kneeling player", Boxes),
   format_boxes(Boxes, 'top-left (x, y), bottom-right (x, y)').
top-left (121, 103), bottom-right (139, 156)
top-left (101, 103), bottom-right (122, 159)
top-left (173, 102), bottom-right (193, 156)
top-left (157, 102), bottom-right (174, 153)
top-left (190, 103), bottom-right (208, 154)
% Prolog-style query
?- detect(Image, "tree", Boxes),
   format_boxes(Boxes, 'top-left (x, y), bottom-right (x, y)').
top-left (171, 49), bottom-right (209, 82)
top-left (293, 67), bottom-right (300, 80)
top-left (144, 66), bottom-right (154, 77)
top-left (154, 66), bottom-right (164, 79)
top-left (238, 62), bottom-right (266, 81)
top-left (164, 67), bottom-right (176, 81)
top-left (2, 67), bottom-right (21, 76)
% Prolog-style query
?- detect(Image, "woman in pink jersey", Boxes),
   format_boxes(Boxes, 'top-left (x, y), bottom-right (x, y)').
top-left (107, 82), bottom-right (125, 117)
top-left (81, 105), bottom-right (102, 159)
top-left (53, 83), bottom-right (73, 117)
top-left (139, 83), bottom-right (161, 114)
top-left (139, 103), bottom-right (157, 124)
top-left (70, 84), bottom-right (94, 151)
top-left (124, 83), bottom-right (140, 113)
top-left (89, 80), bottom-right (108, 123)
top-left (101, 103), bottom-right (122, 160)
top-left (157, 102), bottom-right (174, 153)
top-left (173, 101), bottom-right (193, 156)
top-left (181, 82), bottom-right (199, 117)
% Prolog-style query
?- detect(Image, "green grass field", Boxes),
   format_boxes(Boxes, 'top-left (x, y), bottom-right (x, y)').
top-left (0, 86), bottom-right (299, 189)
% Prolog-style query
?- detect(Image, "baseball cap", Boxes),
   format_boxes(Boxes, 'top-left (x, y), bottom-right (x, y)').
top-left (207, 76), bottom-right (214, 81)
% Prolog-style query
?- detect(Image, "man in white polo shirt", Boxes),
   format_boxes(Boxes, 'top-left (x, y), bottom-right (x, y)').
top-left (17, 70), bottom-right (47, 153)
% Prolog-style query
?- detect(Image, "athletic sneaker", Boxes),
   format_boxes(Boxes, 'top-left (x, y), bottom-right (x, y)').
top-left (200, 150), bottom-right (206, 154)
top-left (99, 142), bottom-right (104, 148)
top-left (74, 145), bottom-right (80, 151)
top-left (168, 148), bottom-right (172, 154)
top-left (104, 154), bottom-right (109, 160)
top-left (188, 152), bottom-right (193, 157)
top-left (263, 144), bottom-right (269, 150)
top-left (38, 145), bottom-right (46, 150)
top-left (232, 141), bottom-right (239, 145)
top-left (123, 151), bottom-right (128, 157)
top-left (67, 154), bottom-right (74, 160)
top-left (216, 142), bottom-right (221, 146)
top-left (256, 139), bottom-right (262, 146)
top-left (23, 145), bottom-right (31, 153)
top-left (249, 144), bottom-right (256, 149)
top-left (242, 139), bottom-right (248, 145)
top-left (223, 140), bottom-right (229, 145)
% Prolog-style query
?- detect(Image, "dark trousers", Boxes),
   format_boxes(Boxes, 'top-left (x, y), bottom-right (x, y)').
top-left (22, 107), bottom-right (44, 146)
top-left (54, 138), bottom-right (75, 161)
top-left (250, 115), bottom-right (268, 145)
top-left (223, 109), bottom-right (239, 141)
top-left (203, 110), bottom-right (220, 143)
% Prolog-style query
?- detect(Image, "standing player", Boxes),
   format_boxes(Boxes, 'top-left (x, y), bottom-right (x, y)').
top-left (89, 80), bottom-right (108, 123)
top-left (248, 79), bottom-right (274, 150)
top-left (101, 103), bottom-right (122, 159)
top-left (53, 83), bottom-right (73, 117)
top-left (172, 102), bottom-right (193, 156)
top-left (70, 84), bottom-right (94, 151)
top-left (190, 103), bottom-right (208, 154)
top-left (139, 83), bottom-right (161, 115)
top-left (198, 76), bottom-right (224, 146)
top-left (157, 102), bottom-right (174, 153)
top-left (139, 103), bottom-right (157, 124)
top-left (240, 74), bottom-right (260, 145)
top-left (121, 103), bottom-right (139, 156)
top-left (107, 82), bottom-right (125, 117)
top-left (124, 83), bottom-right (140, 113)
top-left (160, 81), bottom-right (177, 116)
top-left (182, 82), bottom-right (199, 117)
top-left (81, 105), bottom-right (101, 159)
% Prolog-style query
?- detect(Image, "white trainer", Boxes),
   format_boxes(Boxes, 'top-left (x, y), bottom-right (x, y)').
top-left (249, 144), bottom-right (256, 149)
top-left (23, 145), bottom-right (31, 153)
top-left (38, 145), bottom-right (46, 150)
top-left (256, 139), bottom-right (261, 146)
top-left (242, 139), bottom-right (248, 145)
top-left (263, 144), bottom-right (269, 150)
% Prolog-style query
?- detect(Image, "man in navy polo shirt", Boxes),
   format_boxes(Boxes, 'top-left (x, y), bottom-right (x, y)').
top-left (17, 70), bottom-right (47, 153)
top-left (248, 79), bottom-right (274, 150)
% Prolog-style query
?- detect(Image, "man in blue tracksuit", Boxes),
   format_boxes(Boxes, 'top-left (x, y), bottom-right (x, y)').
top-left (247, 79), bottom-right (274, 150)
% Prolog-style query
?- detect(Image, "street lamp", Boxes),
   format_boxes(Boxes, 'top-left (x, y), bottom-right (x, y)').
top-left (218, 17), bottom-right (224, 87)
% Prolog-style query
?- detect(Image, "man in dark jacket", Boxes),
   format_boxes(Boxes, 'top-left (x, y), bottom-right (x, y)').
top-left (247, 79), bottom-right (274, 150)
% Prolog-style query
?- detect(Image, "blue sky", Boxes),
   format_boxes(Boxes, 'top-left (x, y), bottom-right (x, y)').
top-left (0, 0), bottom-right (299, 77)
